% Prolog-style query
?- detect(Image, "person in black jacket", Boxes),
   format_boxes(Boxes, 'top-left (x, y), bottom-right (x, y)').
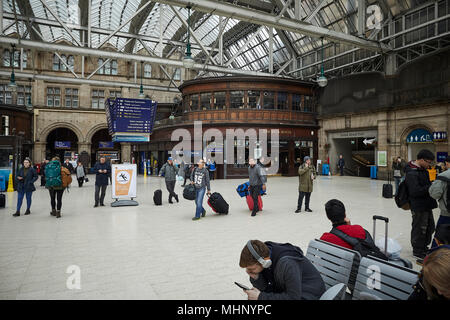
top-left (13, 158), bottom-right (38, 217)
top-left (238, 240), bottom-right (325, 300)
top-left (93, 157), bottom-right (111, 207)
top-left (405, 149), bottom-right (438, 259)
top-left (62, 158), bottom-right (74, 174)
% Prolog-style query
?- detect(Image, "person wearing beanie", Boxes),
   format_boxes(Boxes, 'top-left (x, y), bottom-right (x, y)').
top-left (319, 199), bottom-right (367, 250)
top-left (295, 156), bottom-right (316, 213)
top-left (159, 157), bottom-right (179, 204)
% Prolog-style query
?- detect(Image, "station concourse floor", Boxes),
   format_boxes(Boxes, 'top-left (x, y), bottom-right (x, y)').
top-left (0, 174), bottom-right (429, 300)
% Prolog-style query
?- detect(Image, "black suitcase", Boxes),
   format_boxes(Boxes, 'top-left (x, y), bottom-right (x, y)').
top-left (373, 215), bottom-right (412, 268)
top-left (382, 172), bottom-right (393, 198)
top-left (153, 189), bottom-right (162, 206)
top-left (0, 193), bottom-right (5, 208)
top-left (207, 192), bottom-right (229, 214)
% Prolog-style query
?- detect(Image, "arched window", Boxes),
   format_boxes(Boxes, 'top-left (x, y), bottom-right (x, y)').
top-left (98, 58), bottom-right (104, 74)
top-left (53, 54), bottom-right (74, 71)
top-left (97, 59), bottom-right (118, 75)
top-left (144, 64), bottom-right (152, 78)
top-left (53, 53), bottom-right (60, 70)
top-left (60, 54), bottom-right (67, 71)
top-left (67, 55), bottom-right (74, 71)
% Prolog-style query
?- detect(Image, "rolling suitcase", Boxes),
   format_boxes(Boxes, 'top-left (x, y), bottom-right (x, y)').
top-left (153, 178), bottom-right (162, 205)
top-left (0, 193), bottom-right (5, 208)
top-left (246, 194), bottom-right (263, 211)
top-left (207, 192), bottom-right (229, 214)
top-left (382, 172), bottom-right (393, 198)
top-left (373, 215), bottom-right (412, 268)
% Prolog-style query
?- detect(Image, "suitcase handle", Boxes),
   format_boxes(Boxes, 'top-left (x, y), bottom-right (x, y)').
top-left (373, 215), bottom-right (389, 223)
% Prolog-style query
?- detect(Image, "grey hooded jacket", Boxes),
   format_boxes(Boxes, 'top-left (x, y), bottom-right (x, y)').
top-left (429, 169), bottom-right (450, 217)
top-left (160, 162), bottom-right (177, 181)
top-left (248, 164), bottom-right (267, 186)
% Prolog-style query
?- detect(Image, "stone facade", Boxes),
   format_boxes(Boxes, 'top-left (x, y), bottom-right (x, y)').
top-left (1, 40), bottom-right (182, 164)
top-left (319, 103), bottom-right (450, 179)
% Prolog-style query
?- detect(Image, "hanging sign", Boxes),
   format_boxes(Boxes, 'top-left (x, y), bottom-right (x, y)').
top-left (111, 164), bottom-right (137, 199)
top-left (406, 129), bottom-right (432, 143)
top-left (433, 132), bottom-right (447, 142)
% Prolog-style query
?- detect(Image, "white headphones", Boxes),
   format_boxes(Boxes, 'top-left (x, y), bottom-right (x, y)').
top-left (246, 240), bottom-right (272, 269)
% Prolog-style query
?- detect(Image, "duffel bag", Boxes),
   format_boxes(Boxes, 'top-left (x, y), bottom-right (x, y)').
top-left (183, 184), bottom-right (196, 201)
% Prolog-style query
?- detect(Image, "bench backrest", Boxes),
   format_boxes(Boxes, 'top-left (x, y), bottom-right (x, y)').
top-left (352, 256), bottom-right (419, 300)
top-left (306, 239), bottom-right (361, 290)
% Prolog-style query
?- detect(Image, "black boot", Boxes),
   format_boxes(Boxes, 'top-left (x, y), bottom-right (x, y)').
top-left (55, 210), bottom-right (61, 218)
top-left (175, 194), bottom-right (179, 203)
top-left (50, 209), bottom-right (56, 216)
top-left (13, 211), bottom-right (20, 217)
top-left (94, 203), bottom-right (99, 208)
top-left (24, 209), bottom-right (31, 215)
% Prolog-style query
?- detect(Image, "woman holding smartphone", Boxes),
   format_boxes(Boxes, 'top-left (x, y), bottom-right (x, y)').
top-left (13, 158), bottom-right (38, 217)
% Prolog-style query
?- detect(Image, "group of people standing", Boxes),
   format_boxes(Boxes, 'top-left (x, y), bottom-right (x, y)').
top-left (12, 156), bottom-right (111, 218)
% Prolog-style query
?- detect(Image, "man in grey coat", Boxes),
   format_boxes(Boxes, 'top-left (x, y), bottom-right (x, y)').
top-left (239, 240), bottom-right (325, 300)
top-left (248, 158), bottom-right (267, 217)
top-left (429, 155), bottom-right (450, 248)
top-left (159, 157), bottom-right (179, 203)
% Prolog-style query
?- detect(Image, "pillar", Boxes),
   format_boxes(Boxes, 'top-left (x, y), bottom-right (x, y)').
top-left (121, 143), bottom-right (131, 163)
top-left (34, 142), bottom-right (46, 163)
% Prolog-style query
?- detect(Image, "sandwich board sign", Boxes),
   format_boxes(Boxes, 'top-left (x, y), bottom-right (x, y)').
top-left (111, 164), bottom-right (138, 207)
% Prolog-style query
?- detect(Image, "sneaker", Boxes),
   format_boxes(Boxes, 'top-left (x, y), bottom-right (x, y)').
top-left (201, 209), bottom-right (206, 217)
top-left (192, 217), bottom-right (200, 221)
top-left (305, 208), bottom-right (313, 212)
top-left (295, 209), bottom-right (301, 213)
top-left (100, 203), bottom-right (105, 207)
top-left (416, 258), bottom-right (424, 266)
top-left (94, 203), bottom-right (99, 208)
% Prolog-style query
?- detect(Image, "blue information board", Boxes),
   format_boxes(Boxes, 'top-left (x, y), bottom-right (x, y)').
top-left (99, 141), bottom-right (114, 149)
top-left (55, 141), bottom-right (71, 149)
top-left (106, 98), bottom-right (157, 136)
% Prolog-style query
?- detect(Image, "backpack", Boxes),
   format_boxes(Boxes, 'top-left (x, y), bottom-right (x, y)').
top-left (395, 178), bottom-right (410, 210)
top-left (61, 167), bottom-right (72, 188)
top-left (436, 176), bottom-right (450, 210)
top-left (45, 161), bottom-right (62, 188)
top-left (330, 228), bottom-right (389, 260)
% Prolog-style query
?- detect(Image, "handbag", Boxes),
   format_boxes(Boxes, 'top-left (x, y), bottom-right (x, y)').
top-left (85, 177), bottom-right (89, 183)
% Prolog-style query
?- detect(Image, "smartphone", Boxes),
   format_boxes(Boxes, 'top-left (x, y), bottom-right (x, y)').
top-left (234, 282), bottom-right (251, 290)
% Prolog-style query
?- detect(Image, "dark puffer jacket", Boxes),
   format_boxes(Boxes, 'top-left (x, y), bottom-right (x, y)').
top-left (405, 161), bottom-right (437, 212)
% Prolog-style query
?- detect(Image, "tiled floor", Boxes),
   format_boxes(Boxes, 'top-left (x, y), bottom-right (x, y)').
top-left (0, 175), bottom-right (431, 300)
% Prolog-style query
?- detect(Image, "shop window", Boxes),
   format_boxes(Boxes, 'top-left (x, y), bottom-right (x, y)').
top-left (200, 93), bottom-right (211, 110)
top-left (304, 95), bottom-right (314, 112)
top-left (0, 84), bottom-right (13, 104)
top-left (263, 91), bottom-right (275, 109)
top-left (46, 87), bottom-right (61, 107)
top-left (213, 92), bottom-right (226, 109)
top-left (230, 91), bottom-right (244, 109)
top-left (92, 89), bottom-right (105, 109)
top-left (277, 92), bottom-right (288, 110)
top-left (190, 94), bottom-right (199, 111)
top-left (292, 94), bottom-right (302, 111)
top-left (183, 95), bottom-right (190, 112)
top-left (65, 88), bottom-right (79, 108)
top-left (248, 90), bottom-right (261, 109)
top-left (1, 115), bottom-right (10, 136)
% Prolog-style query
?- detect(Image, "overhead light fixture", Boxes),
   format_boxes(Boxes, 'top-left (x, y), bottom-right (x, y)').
top-left (139, 61), bottom-right (145, 98)
top-left (182, 6), bottom-right (195, 69)
top-left (317, 37), bottom-right (328, 88)
top-left (8, 44), bottom-right (17, 90)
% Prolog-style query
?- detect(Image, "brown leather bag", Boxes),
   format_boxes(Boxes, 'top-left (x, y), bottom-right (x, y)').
top-left (61, 167), bottom-right (72, 188)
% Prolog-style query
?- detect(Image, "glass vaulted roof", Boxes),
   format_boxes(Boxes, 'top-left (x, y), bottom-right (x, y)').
top-left (2, 0), bottom-right (436, 76)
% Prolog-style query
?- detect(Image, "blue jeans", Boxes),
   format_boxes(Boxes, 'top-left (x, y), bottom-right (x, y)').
top-left (17, 191), bottom-right (32, 211)
top-left (195, 187), bottom-right (206, 218)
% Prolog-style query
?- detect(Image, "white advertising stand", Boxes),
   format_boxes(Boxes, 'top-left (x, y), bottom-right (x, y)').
top-left (111, 163), bottom-right (139, 207)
